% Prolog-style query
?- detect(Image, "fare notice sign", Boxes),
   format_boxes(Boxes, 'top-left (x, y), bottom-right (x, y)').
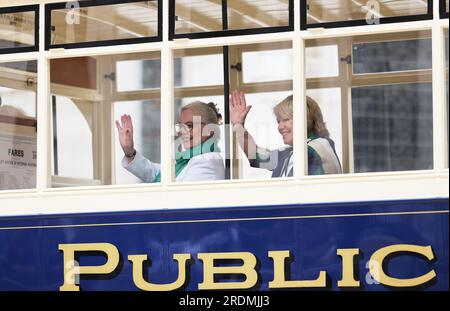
top-left (0, 133), bottom-right (36, 190)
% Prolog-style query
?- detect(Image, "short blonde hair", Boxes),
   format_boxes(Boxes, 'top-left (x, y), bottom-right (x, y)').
top-left (273, 95), bottom-right (293, 120)
top-left (272, 95), bottom-right (330, 138)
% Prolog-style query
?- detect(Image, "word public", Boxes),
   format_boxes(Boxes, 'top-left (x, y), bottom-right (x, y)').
top-left (59, 243), bottom-right (436, 291)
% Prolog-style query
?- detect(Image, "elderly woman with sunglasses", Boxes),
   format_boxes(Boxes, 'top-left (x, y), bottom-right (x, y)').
top-left (116, 102), bottom-right (225, 183)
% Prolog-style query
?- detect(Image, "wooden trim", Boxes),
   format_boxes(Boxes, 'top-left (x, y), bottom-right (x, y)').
top-left (0, 114), bottom-right (36, 127)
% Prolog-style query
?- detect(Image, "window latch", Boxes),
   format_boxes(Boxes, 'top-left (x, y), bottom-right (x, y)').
top-left (104, 72), bottom-right (116, 82)
top-left (230, 62), bottom-right (242, 72)
top-left (340, 55), bottom-right (352, 65)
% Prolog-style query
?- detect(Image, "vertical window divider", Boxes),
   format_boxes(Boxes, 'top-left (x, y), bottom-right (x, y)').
top-left (37, 3), bottom-right (51, 192)
top-left (223, 46), bottom-right (231, 180)
top-left (293, 34), bottom-right (306, 180)
top-left (161, 0), bottom-right (174, 185)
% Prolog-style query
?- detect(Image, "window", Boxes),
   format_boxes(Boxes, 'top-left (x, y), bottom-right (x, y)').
top-left (50, 52), bottom-right (161, 187)
top-left (303, 0), bottom-right (433, 29)
top-left (174, 47), bottom-right (228, 181)
top-left (170, 0), bottom-right (293, 39)
top-left (46, 0), bottom-right (162, 49)
top-left (306, 31), bottom-right (433, 174)
top-left (0, 5), bottom-right (39, 54)
top-left (0, 60), bottom-right (37, 191)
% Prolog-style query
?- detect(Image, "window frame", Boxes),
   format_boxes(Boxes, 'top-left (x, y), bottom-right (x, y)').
top-left (169, 0), bottom-right (295, 40)
top-left (45, 0), bottom-right (163, 50)
top-left (301, 0), bottom-right (434, 30)
top-left (0, 4), bottom-right (39, 55)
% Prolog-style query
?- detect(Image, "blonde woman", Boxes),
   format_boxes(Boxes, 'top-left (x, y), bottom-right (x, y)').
top-left (230, 90), bottom-right (342, 177)
top-left (116, 102), bottom-right (225, 182)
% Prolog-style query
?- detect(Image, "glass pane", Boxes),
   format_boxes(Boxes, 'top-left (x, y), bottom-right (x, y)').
top-left (173, 0), bottom-right (291, 36)
top-left (174, 47), bottom-right (226, 182)
top-left (0, 60), bottom-right (37, 191)
top-left (306, 31), bottom-right (432, 175)
top-left (174, 0), bottom-right (222, 34)
top-left (114, 100), bottom-right (161, 184)
top-left (49, 1), bottom-right (159, 47)
top-left (353, 38), bottom-right (432, 74)
top-left (306, 88), bottom-right (343, 164)
top-left (174, 50), bottom-right (224, 88)
top-left (50, 52), bottom-right (161, 187)
top-left (116, 58), bottom-right (161, 92)
top-left (52, 96), bottom-right (94, 180)
top-left (0, 8), bottom-right (36, 51)
top-left (239, 91), bottom-right (292, 180)
top-left (306, 0), bottom-right (429, 26)
top-left (306, 45), bottom-right (339, 78)
top-left (227, 0), bottom-right (290, 30)
top-left (242, 48), bottom-right (293, 83)
top-left (352, 83), bottom-right (433, 172)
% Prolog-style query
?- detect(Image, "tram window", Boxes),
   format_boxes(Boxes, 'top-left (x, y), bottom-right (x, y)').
top-left (116, 59), bottom-right (161, 92)
top-left (0, 60), bottom-right (37, 191)
top-left (51, 95), bottom-right (94, 181)
top-left (353, 38), bottom-right (432, 74)
top-left (306, 88), bottom-right (343, 168)
top-left (239, 91), bottom-right (292, 180)
top-left (50, 52), bottom-right (161, 187)
top-left (114, 100), bottom-right (161, 184)
top-left (46, 0), bottom-right (161, 49)
top-left (227, 0), bottom-right (290, 31)
top-left (305, 0), bottom-right (432, 29)
top-left (305, 45), bottom-right (339, 78)
top-left (173, 0), bottom-right (222, 35)
top-left (174, 48), bottom-right (227, 182)
top-left (242, 48), bottom-right (293, 83)
top-left (174, 51), bottom-right (224, 88)
top-left (171, 0), bottom-right (292, 38)
top-left (306, 31), bottom-right (433, 174)
top-left (352, 83), bottom-right (433, 172)
top-left (0, 5), bottom-right (38, 54)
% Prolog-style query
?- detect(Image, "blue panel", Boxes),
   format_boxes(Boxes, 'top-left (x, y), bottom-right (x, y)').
top-left (0, 198), bottom-right (448, 291)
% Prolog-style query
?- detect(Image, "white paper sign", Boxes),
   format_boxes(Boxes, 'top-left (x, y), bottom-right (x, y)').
top-left (0, 133), bottom-right (36, 190)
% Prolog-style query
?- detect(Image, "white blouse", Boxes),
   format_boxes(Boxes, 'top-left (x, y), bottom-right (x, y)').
top-left (122, 151), bottom-right (225, 182)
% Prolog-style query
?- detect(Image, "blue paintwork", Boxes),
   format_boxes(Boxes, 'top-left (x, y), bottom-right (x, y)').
top-left (0, 198), bottom-right (448, 291)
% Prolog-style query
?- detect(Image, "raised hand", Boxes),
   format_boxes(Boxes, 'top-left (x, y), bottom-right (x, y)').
top-left (115, 114), bottom-right (135, 156)
top-left (230, 90), bottom-right (252, 126)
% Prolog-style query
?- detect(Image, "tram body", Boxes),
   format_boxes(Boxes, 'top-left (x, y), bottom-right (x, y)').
top-left (0, 0), bottom-right (449, 291)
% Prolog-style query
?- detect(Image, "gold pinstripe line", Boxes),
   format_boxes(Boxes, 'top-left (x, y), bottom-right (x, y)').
top-left (0, 210), bottom-right (447, 231)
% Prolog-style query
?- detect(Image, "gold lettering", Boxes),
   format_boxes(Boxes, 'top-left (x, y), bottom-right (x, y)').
top-left (59, 243), bottom-right (120, 291)
top-left (369, 244), bottom-right (436, 288)
top-left (337, 248), bottom-right (361, 287)
top-left (268, 250), bottom-right (327, 288)
top-left (128, 253), bottom-right (191, 291)
top-left (198, 252), bottom-right (258, 290)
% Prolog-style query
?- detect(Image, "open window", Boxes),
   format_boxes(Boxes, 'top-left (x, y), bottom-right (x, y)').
top-left (50, 51), bottom-right (161, 188)
top-left (174, 41), bottom-right (293, 181)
